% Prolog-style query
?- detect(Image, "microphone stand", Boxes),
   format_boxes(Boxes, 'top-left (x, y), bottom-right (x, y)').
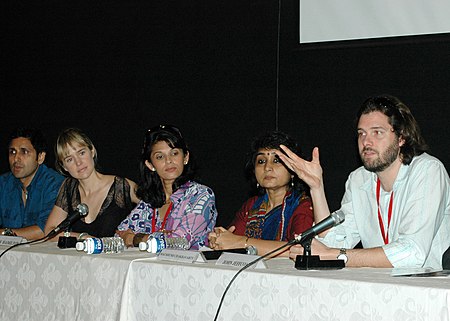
top-left (295, 238), bottom-right (345, 270)
top-left (1, 204), bottom-right (89, 259)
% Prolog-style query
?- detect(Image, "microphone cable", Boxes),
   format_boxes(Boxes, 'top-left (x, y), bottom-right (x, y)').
top-left (0, 203), bottom-right (89, 259)
top-left (0, 234), bottom-right (50, 259)
top-left (213, 210), bottom-right (346, 319)
top-left (213, 237), bottom-right (298, 321)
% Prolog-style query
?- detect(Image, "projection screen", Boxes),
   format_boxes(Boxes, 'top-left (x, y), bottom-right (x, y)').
top-left (300, 0), bottom-right (450, 44)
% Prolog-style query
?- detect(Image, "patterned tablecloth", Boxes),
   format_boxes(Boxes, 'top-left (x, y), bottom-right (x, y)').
top-left (1, 242), bottom-right (450, 321)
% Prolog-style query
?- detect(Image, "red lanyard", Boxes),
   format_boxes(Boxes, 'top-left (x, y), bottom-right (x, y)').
top-left (376, 179), bottom-right (394, 244)
top-left (152, 202), bottom-right (173, 232)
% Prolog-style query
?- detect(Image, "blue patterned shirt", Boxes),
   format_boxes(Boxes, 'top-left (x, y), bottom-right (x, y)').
top-left (117, 181), bottom-right (218, 249)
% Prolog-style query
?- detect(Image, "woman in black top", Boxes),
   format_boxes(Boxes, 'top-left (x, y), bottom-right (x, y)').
top-left (44, 128), bottom-right (139, 239)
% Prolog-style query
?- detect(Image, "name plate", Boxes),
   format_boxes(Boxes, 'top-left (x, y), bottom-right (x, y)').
top-left (0, 235), bottom-right (26, 247)
top-left (157, 249), bottom-right (206, 263)
top-left (391, 268), bottom-right (448, 277)
top-left (216, 252), bottom-right (267, 269)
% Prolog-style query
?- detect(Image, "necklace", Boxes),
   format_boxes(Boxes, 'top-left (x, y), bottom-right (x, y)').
top-left (22, 186), bottom-right (28, 200)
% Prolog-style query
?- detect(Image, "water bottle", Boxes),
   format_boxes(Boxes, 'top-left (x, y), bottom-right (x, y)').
top-left (76, 237), bottom-right (125, 254)
top-left (138, 232), bottom-right (190, 253)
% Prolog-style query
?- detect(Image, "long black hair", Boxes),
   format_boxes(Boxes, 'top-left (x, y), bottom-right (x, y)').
top-left (245, 130), bottom-right (307, 197)
top-left (136, 125), bottom-right (196, 208)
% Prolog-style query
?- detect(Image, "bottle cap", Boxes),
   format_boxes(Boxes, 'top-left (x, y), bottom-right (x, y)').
top-left (75, 241), bottom-right (85, 251)
top-left (138, 241), bottom-right (149, 251)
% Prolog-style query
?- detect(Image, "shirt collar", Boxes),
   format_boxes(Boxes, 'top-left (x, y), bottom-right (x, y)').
top-left (361, 161), bottom-right (410, 192)
top-left (169, 181), bottom-right (192, 203)
top-left (12, 164), bottom-right (46, 191)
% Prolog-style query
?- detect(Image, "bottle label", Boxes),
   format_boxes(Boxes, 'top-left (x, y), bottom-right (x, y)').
top-left (85, 238), bottom-right (103, 254)
top-left (150, 236), bottom-right (167, 253)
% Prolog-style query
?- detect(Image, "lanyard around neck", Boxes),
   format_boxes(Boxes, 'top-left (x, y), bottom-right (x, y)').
top-left (152, 202), bottom-right (173, 232)
top-left (376, 178), bottom-right (393, 244)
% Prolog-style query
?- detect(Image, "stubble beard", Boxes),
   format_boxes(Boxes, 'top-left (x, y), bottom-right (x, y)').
top-left (361, 140), bottom-right (400, 173)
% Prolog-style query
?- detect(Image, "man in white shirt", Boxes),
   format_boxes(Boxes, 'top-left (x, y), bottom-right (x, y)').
top-left (277, 95), bottom-right (450, 269)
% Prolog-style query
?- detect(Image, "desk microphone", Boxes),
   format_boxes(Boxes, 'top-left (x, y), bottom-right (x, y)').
top-left (0, 203), bottom-right (89, 259)
top-left (292, 210), bottom-right (345, 245)
top-left (47, 203), bottom-right (89, 238)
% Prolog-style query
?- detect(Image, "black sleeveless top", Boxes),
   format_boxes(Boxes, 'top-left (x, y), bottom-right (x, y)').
top-left (55, 176), bottom-right (134, 237)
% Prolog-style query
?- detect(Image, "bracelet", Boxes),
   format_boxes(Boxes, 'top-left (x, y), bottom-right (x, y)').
top-left (133, 233), bottom-right (146, 247)
top-left (78, 232), bottom-right (88, 241)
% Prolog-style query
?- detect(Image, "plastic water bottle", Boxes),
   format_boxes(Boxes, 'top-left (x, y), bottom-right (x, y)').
top-left (76, 237), bottom-right (125, 254)
top-left (138, 232), bottom-right (190, 253)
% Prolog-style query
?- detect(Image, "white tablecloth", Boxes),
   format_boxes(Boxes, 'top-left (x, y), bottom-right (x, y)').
top-left (120, 257), bottom-right (450, 321)
top-left (2, 243), bottom-right (450, 321)
top-left (0, 242), bottom-right (141, 321)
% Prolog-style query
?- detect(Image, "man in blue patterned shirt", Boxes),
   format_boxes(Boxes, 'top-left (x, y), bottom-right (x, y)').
top-left (0, 128), bottom-right (64, 240)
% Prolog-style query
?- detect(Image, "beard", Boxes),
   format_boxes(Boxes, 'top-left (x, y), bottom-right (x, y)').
top-left (360, 140), bottom-right (400, 173)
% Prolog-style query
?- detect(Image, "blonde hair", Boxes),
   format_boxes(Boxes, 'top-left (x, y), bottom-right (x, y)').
top-left (55, 128), bottom-right (97, 173)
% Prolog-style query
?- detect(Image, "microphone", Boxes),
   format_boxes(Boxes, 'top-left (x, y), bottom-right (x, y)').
top-left (293, 210), bottom-right (345, 245)
top-left (47, 203), bottom-right (89, 238)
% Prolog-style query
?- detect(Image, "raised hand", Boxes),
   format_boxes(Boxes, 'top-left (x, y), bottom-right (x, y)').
top-left (276, 145), bottom-right (324, 190)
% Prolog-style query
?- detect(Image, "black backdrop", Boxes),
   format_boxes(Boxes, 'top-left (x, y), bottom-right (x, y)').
top-left (2, 0), bottom-right (449, 226)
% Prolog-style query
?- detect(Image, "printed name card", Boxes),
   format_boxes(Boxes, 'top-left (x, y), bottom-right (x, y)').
top-left (391, 268), bottom-right (448, 277)
top-left (0, 235), bottom-right (25, 247)
top-left (157, 249), bottom-right (206, 263)
top-left (216, 253), bottom-right (267, 269)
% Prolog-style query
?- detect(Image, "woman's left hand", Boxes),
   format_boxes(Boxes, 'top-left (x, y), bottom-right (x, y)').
top-left (209, 226), bottom-right (246, 250)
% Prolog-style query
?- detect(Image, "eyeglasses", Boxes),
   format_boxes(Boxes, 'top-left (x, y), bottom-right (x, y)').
top-left (146, 125), bottom-right (183, 138)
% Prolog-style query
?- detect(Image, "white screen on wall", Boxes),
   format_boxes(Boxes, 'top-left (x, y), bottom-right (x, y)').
top-left (300, 0), bottom-right (450, 44)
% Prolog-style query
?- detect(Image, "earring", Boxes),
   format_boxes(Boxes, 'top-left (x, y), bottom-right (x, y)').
top-left (291, 177), bottom-right (294, 187)
top-left (151, 168), bottom-right (156, 172)
top-left (184, 161), bottom-right (188, 165)
top-left (256, 183), bottom-right (260, 188)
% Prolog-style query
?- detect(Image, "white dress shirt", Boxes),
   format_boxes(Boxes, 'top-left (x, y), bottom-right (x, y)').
top-left (322, 153), bottom-right (450, 269)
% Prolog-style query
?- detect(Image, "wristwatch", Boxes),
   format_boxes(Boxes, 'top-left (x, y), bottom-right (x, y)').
top-left (2, 228), bottom-right (16, 236)
top-left (337, 248), bottom-right (348, 264)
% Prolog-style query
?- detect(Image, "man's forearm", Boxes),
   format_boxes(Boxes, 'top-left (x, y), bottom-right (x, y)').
top-left (6, 225), bottom-right (45, 240)
top-left (345, 247), bottom-right (393, 268)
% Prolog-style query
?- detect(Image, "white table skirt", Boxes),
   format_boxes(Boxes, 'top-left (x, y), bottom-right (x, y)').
top-left (120, 257), bottom-right (450, 321)
top-left (0, 242), bottom-right (141, 321)
top-left (2, 243), bottom-right (450, 321)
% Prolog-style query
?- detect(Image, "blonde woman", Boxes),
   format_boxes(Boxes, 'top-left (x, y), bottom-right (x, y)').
top-left (44, 128), bottom-right (139, 239)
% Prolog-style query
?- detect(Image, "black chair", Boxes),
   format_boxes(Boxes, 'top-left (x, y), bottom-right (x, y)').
top-left (442, 246), bottom-right (450, 269)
